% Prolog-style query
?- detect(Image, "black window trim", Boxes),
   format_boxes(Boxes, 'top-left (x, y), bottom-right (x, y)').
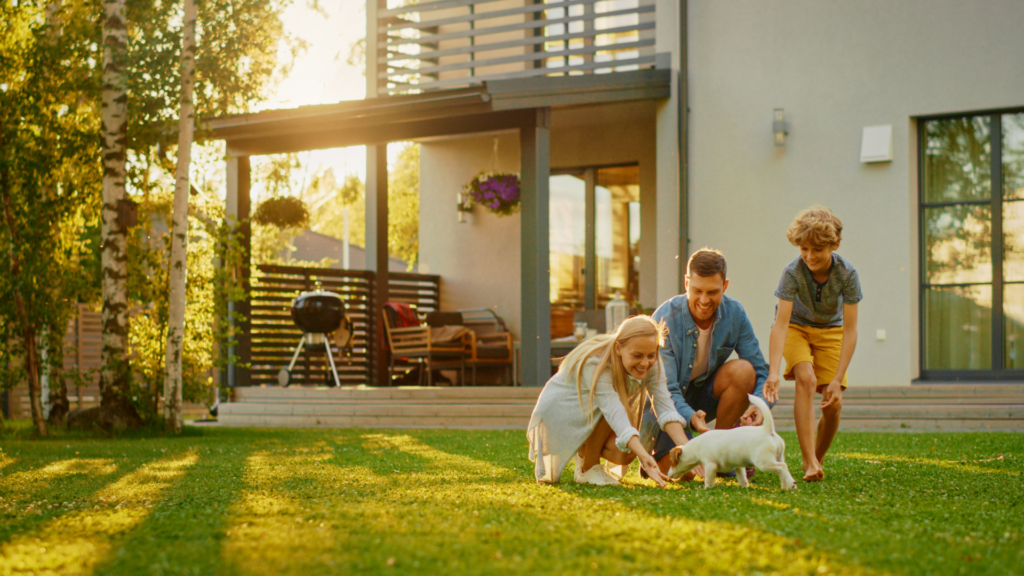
top-left (917, 108), bottom-right (1024, 382)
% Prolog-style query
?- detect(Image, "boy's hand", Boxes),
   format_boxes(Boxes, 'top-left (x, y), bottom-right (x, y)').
top-left (690, 410), bottom-right (710, 434)
top-left (763, 373), bottom-right (780, 403)
top-left (821, 380), bottom-right (843, 410)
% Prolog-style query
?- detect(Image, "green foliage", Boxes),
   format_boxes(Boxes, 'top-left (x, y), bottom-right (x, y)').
top-left (1, 0), bottom-right (292, 425)
top-left (309, 142), bottom-right (420, 269)
top-left (310, 170), bottom-right (366, 249)
top-left (125, 179), bottom-right (246, 420)
top-left (0, 0), bottom-right (104, 397)
top-left (0, 429), bottom-right (1020, 574)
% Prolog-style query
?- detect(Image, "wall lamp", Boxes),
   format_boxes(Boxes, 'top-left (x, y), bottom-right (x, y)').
top-left (773, 108), bottom-right (789, 146)
top-left (456, 191), bottom-right (473, 223)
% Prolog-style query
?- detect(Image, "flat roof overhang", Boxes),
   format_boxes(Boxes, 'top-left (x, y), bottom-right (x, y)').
top-left (204, 69), bottom-right (671, 156)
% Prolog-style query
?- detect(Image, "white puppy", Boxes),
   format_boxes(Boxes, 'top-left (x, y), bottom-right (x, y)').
top-left (666, 394), bottom-right (797, 489)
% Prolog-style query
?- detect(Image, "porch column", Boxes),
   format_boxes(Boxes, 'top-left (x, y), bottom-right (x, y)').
top-left (654, 0), bottom-right (685, 303)
top-left (225, 152), bottom-right (252, 387)
top-left (520, 108), bottom-right (551, 387)
top-left (366, 143), bottom-right (389, 385)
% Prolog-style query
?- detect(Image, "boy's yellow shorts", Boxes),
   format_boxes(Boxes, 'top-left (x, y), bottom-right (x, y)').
top-left (783, 325), bottom-right (848, 392)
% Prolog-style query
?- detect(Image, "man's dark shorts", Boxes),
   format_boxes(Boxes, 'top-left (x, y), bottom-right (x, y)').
top-left (648, 369), bottom-right (720, 461)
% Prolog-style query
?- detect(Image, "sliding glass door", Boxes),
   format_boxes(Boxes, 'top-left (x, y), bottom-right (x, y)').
top-left (549, 165), bottom-right (640, 336)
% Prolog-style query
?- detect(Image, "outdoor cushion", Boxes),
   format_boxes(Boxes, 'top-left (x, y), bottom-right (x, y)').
top-left (426, 312), bottom-right (463, 327)
top-left (476, 344), bottom-right (510, 360)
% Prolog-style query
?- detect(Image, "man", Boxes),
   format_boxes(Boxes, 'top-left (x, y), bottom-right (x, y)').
top-left (649, 248), bottom-right (771, 475)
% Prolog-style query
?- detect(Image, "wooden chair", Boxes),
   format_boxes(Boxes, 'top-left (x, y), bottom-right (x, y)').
top-left (382, 307), bottom-right (465, 386)
top-left (452, 309), bottom-right (514, 385)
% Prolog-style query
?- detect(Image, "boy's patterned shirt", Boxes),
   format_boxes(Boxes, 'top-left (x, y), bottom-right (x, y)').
top-left (774, 253), bottom-right (863, 327)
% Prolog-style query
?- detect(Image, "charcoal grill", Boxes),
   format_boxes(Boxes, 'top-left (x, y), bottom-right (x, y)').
top-left (277, 290), bottom-right (352, 387)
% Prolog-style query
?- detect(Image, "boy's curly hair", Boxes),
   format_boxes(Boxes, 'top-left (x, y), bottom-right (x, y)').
top-left (786, 206), bottom-right (843, 248)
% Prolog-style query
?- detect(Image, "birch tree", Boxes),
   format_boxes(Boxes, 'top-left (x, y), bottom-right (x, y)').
top-left (100, 0), bottom-right (142, 428)
top-left (163, 0), bottom-right (197, 432)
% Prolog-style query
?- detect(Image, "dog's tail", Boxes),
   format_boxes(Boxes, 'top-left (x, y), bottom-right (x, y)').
top-left (748, 394), bottom-right (776, 436)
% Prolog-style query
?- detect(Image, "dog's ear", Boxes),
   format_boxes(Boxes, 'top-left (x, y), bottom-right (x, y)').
top-left (668, 446), bottom-right (683, 467)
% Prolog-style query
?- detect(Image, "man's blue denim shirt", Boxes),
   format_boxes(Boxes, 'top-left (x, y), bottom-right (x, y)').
top-left (651, 294), bottom-right (771, 429)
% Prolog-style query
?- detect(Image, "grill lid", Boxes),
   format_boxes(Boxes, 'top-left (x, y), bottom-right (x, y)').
top-left (290, 291), bottom-right (346, 334)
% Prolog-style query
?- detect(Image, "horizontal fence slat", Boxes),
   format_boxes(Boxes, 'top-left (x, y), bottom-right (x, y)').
top-left (389, 55), bottom-right (656, 92)
top-left (380, 0), bottom-right (507, 18)
top-left (379, 4), bottom-right (655, 49)
top-left (379, 0), bottom-right (600, 34)
top-left (380, 39), bottom-right (654, 79)
top-left (386, 23), bottom-right (653, 63)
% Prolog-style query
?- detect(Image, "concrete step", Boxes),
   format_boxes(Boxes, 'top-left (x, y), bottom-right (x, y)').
top-left (233, 386), bottom-right (543, 402)
top-left (219, 402), bottom-right (534, 418)
top-left (218, 414), bottom-right (526, 429)
top-left (218, 384), bottom-right (1024, 431)
top-left (776, 419), bottom-right (1023, 432)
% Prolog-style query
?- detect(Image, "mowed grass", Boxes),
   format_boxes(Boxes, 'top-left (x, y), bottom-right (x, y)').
top-left (0, 425), bottom-right (1020, 575)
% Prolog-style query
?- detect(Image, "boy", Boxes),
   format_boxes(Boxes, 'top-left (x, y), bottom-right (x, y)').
top-left (763, 207), bottom-right (861, 482)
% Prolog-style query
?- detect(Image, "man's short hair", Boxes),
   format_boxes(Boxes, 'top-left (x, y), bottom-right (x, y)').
top-left (686, 248), bottom-right (727, 282)
top-left (786, 206), bottom-right (843, 248)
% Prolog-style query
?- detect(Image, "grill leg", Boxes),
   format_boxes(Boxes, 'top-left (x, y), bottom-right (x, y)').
top-left (323, 336), bottom-right (341, 388)
top-left (286, 339), bottom-right (305, 372)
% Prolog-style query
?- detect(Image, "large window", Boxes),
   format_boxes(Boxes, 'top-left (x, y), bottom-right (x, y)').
top-left (550, 165), bottom-right (640, 336)
top-left (920, 111), bottom-right (1024, 378)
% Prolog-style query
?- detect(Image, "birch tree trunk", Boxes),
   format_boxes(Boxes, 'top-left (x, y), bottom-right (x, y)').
top-left (163, 0), bottom-right (197, 432)
top-left (99, 0), bottom-right (140, 429)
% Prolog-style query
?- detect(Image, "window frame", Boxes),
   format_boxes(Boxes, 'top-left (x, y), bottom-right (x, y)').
top-left (917, 107), bottom-right (1024, 381)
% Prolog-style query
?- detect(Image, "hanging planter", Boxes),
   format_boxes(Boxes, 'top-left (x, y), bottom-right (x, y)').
top-left (253, 196), bottom-right (310, 229)
top-left (462, 171), bottom-right (521, 217)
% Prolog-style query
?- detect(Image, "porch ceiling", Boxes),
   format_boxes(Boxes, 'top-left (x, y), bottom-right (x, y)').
top-left (204, 69), bottom-right (670, 156)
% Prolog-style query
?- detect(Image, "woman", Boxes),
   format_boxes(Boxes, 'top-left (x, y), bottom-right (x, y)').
top-left (527, 315), bottom-right (691, 486)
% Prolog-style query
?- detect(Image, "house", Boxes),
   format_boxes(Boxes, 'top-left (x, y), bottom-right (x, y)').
top-left (206, 0), bottom-right (1024, 387)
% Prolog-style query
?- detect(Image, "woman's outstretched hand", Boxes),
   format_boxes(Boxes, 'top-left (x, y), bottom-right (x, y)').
top-left (639, 455), bottom-right (670, 488)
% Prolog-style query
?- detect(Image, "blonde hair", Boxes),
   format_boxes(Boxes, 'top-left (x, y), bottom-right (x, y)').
top-left (786, 206), bottom-right (843, 248)
top-left (560, 315), bottom-right (668, 427)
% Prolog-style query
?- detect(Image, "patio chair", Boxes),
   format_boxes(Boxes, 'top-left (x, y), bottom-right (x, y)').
top-left (382, 304), bottom-right (466, 386)
top-left (445, 309), bottom-right (514, 386)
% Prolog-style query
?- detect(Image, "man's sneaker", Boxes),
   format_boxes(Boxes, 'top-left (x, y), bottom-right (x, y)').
top-left (576, 463), bottom-right (621, 486)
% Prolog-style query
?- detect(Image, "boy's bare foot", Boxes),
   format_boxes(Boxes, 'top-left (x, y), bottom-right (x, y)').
top-left (802, 464), bottom-right (824, 482)
top-left (802, 460), bottom-right (824, 482)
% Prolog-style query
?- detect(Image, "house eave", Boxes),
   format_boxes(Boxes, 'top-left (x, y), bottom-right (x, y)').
top-left (202, 69), bottom-right (671, 156)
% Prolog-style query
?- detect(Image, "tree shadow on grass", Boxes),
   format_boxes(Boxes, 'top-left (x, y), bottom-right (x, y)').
top-left (213, 429), bottom-right (878, 575)
top-left (0, 441), bottom-right (159, 547)
top-left (89, 438), bottom-right (256, 576)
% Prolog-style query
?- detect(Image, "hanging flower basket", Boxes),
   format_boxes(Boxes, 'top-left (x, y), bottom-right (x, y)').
top-left (253, 196), bottom-right (310, 229)
top-left (463, 172), bottom-right (521, 217)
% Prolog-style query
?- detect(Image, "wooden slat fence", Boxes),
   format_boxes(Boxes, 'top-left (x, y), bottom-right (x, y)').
top-left (247, 265), bottom-right (441, 387)
top-left (376, 0), bottom-right (657, 95)
top-left (4, 304), bottom-right (207, 420)
top-left (7, 304), bottom-right (102, 419)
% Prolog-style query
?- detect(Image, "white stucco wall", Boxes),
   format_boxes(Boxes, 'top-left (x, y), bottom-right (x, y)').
top-left (418, 132), bottom-right (523, 337)
top-left (686, 1), bottom-right (1024, 385)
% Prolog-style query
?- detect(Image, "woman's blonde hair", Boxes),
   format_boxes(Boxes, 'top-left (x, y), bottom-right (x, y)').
top-left (786, 206), bottom-right (843, 248)
top-left (559, 315), bottom-right (668, 427)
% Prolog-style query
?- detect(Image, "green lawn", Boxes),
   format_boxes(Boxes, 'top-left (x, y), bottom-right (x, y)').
top-left (0, 425), bottom-right (1020, 575)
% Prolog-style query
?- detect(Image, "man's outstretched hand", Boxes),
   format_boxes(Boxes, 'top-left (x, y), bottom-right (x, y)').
top-left (739, 404), bottom-right (764, 427)
top-left (689, 410), bottom-right (710, 434)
